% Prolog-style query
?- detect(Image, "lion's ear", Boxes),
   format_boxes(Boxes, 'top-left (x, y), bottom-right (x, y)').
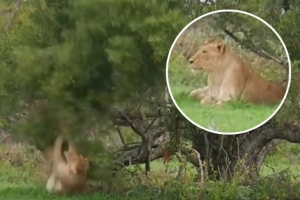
top-left (215, 42), bottom-right (225, 53)
top-left (204, 38), bottom-right (214, 44)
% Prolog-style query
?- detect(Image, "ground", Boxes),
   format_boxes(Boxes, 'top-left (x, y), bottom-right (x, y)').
top-left (1, 141), bottom-right (300, 199)
top-left (0, 183), bottom-right (155, 200)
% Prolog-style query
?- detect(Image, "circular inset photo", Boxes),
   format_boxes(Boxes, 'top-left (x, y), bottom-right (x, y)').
top-left (166, 10), bottom-right (291, 135)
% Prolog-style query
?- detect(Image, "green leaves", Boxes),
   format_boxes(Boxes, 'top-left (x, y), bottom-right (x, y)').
top-left (0, 0), bottom-right (189, 144)
top-left (106, 36), bottom-right (141, 67)
top-left (276, 7), bottom-right (300, 60)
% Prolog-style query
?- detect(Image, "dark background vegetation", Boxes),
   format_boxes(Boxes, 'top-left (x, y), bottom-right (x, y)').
top-left (1, 0), bottom-right (300, 199)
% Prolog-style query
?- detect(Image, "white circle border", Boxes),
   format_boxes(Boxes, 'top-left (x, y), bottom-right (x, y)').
top-left (166, 9), bottom-right (292, 135)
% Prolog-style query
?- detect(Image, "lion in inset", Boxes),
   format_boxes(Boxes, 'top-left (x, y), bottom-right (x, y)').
top-left (188, 39), bottom-right (288, 105)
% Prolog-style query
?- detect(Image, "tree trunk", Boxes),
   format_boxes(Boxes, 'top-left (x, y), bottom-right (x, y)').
top-left (184, 119), bottom-right (300, 182)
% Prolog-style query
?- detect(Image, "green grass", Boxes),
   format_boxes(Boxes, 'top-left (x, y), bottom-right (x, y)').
top-left (0, 183), bottom-right (152, 200)
top-left (261, 142), bottom-right (300, 178)
top-left (0, 177), bottom-right (179, 200)
top-left (170, 84), bottom-right (279, 133)
top-left (1, 142), bottom-right (300, 199)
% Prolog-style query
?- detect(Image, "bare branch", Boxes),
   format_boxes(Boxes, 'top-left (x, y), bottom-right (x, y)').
top-left (120, 113), bottom-right (146, 141)
top-left (165, 87), bottom-right (170, 103)
top-left (5, 0), bottom-right (22, 32)
top-left (180, 146), bottom-right (200, 168)
top-left (185, 147), bottom-right (204, 184)
top-left (137, 103), bottom-right (143, 111)
top-left (145, 116), bottom-right (158, 134)
top-left (175, 152), bottom-right (185, 181)
top-left (222, 28), bottom-right (287, 69)
top-left (116, 127), bottom-right (125, 145)
top-left (218, 135), bottom-right (230, 179)
top-left (112, 109), bottom-right (167, 127)
top-left (114, 145), bottom-right (165, 167)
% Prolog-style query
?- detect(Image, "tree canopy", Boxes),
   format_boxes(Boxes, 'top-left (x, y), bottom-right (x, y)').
top-left (1, 0), bottom-right (300, 190)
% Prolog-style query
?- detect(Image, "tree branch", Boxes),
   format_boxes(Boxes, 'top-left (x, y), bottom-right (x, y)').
top-left (119, 113), bottom-right (146, 141)
top-left (116, 127), bottom-right (125, 145)
top-left (222, 28), bottom-right (288, 70)
top-left (5, 0), bottom-right (22, 32)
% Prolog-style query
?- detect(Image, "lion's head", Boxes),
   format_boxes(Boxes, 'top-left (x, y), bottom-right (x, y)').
top-left (188, 39), bottom-right (227, 71)
top-left (65, 151), bottom-right (90, 175)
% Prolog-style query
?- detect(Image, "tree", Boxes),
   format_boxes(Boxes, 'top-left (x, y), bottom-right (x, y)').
top-left (0, 0), bottom-right (300, 189)
top-left (0, 0), bottom-right (188, 176)
top-left (167, 0), bottom-right (300, 181)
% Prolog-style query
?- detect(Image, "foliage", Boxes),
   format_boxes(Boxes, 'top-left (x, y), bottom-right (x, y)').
top-left (1, 144), bottom-right (300, 199)
top-left (277, 7), bottom-right (300, 60)
top-left (0, 0), bottom-right (188, 148)
top-left (1, 0), bottom-right (300, 198)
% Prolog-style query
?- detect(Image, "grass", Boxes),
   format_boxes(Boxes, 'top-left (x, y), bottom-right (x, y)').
top-left (261, 142), bottom-right (300, 178)
top-left (170, 84), bottom-right (279, 133)
top-left (1, 141), bottom-right (300, 199)
top-left (167, 57), bottom-right (282, 133)
top-left (0, 183), bottom-right (155, 200)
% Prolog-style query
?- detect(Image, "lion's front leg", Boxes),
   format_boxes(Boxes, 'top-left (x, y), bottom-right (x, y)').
top-left (190, 86), bottom-right (209, 100)
top-left (216, 88), bottom-right (233, 105)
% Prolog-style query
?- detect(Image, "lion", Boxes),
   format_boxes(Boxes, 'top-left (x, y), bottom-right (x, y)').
top-left (45, 135), bottom-right (90, 195)
top-left (188, 38), bottom-right (288, 105)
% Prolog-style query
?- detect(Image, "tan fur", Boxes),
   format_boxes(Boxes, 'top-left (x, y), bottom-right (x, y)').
top-left (188, 39), bottom-right (287, 105)
top-left (45, 135), bottom-right (90, 195)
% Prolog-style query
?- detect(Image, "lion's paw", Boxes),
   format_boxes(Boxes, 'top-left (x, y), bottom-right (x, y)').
top-left (189, 90), bottom-right (199, 97)
top-left (200, 96), bottom-right (215, 105)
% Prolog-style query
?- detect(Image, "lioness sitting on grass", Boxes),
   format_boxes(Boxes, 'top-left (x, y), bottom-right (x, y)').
top-left (188, 38), bottom-right (287, 105)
